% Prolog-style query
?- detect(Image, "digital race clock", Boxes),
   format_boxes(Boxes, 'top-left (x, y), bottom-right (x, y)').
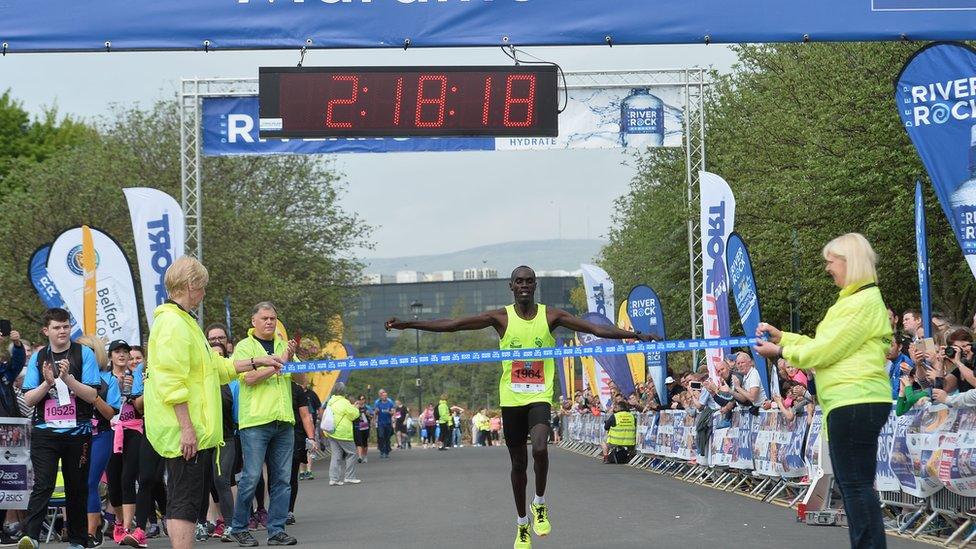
top-left (258, 65), bottom-right (559, 138)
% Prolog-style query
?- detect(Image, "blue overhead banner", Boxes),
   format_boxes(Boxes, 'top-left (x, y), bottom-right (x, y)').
top-left (626, 285), bottom-right (668, 406)
top-left (725, 232), bottom-right (770, 395)
top-left (896, 42), bottom-right (976, 282)
top-left (915, 181), bottom-right (933, 337)
top-left (202, 97), bottom-right (493, 156)
top-left (3, 1), bottom-right (976, 53)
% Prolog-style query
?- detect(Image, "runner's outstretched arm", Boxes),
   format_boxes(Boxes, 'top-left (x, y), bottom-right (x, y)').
top-left (550, 308), bottom-right (659, 342)
top-left (385, 310), bottom-right (504, 334)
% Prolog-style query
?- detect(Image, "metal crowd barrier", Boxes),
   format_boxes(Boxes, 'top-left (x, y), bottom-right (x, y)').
top-left (560, 403), bottom-right (976, 547)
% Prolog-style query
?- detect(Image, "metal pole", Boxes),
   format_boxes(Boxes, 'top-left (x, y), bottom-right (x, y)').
top-left (415, 327), bottom-right (422, 415)
top-left (684, 70), bottom-right (698, 370)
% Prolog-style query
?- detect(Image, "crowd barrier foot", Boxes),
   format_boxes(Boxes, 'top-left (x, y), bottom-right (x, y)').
top-left (958, 518), bottom-right (976, 547)
top-left (764, 480), bottom-right (788, 503)
top-left (944, 517), bottom-right (971, 547)
top-left (912, 509), bottom-right (939, 538)
top-left (898, 507), bottom-right (927, 535)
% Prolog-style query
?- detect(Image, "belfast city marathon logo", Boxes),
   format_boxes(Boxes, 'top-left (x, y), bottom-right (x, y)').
top-left (66, 246), bottom-right (100, 277)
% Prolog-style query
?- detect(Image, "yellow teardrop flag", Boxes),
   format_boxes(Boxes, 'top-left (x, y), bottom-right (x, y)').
top-left (617, 301), bottom-right (646, 385)
top-left (81, 225), bottom-right (97, 336)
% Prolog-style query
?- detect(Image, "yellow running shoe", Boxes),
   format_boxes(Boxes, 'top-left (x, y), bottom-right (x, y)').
top-left (530, 503), bottom-right (551, 537)
top-left (514, 523), bottom-right (531, 549)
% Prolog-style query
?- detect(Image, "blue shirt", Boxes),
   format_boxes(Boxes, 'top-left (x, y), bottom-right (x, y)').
top-left (888, 354), bottom-right (914, 399)
top-left (24, 344), bottom-right (101, 435)
top-left (125, 363), bottom-right (145, 397)
top-left (99, 370), bottom-right (123, 412)
top-left (374, 398), bottom-right (395, 426)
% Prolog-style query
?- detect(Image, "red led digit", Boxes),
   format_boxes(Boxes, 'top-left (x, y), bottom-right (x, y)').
top-left (482, 76), bottom-right (492, 126)
top-left (393, 77), bottom-right (404, 126)
top-left (415, 74), bottom-right (448, 128)
top-left (503, 74), bottom-right (536, 128)
top-left (325, 75), bottom-right (359, 129)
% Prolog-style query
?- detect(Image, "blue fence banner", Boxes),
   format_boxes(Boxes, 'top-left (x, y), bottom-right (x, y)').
top-left (3, 2), bottom-right (976, 52)
top-left (915, 180), bottom-right (933, 337)
top-left (27, 245), bottom-right (82, 340)
top-left (282, 335), bottom-right (758, 374)
top-left (202, 97), bottom-right (494, 156)
top-left (725, 232), bottom-right (770, 394)
top-left (897, 42), bottom-right (976, 281)
top-left (626, 285), bottom-right (668, 405)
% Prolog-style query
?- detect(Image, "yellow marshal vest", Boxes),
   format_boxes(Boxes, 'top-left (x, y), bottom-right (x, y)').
top-left (607, 411), bottom-right (636, 446)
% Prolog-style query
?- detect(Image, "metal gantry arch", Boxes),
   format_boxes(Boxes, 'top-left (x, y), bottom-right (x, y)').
top-left (179, 69), bottom-right (707, 337)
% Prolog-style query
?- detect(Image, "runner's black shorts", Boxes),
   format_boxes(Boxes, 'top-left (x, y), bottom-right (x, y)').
top-left (501, 402), bottom-right (552, 447)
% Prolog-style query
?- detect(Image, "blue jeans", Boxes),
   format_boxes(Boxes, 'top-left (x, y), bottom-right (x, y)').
top-left (232, 421), bottom-right (294, 536)
top-left (452, 426), bottom-right (461, 446)
top-left (377, 425), bottom-right (393, 456)
top-left (827, 402), bottom-right (890, 549)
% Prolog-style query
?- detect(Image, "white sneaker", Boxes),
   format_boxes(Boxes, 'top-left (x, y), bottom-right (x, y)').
top-left (329, 480), bottom-right (344, 486)
top-left (345, 478), bottom-right (362, 484)
top-left (362, 457), bottom-right (368, 464)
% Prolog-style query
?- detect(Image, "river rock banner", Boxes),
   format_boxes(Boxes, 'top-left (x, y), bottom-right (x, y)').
top-left (875, 410), bottom-right (901, 492)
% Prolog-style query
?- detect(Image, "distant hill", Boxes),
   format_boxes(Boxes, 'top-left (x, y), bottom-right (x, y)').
top-left (364, 239), bottom-right (606, 275)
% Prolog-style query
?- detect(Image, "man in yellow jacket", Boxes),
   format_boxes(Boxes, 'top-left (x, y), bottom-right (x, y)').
top-left (228, 302), bottom-right (300, 547)
top-left (323, 382), bottom-right (361, 485)
top-left (144, 257), bottom-right (283, 549)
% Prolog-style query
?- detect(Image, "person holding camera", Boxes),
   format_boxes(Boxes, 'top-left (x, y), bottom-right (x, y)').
top-left (939, 327), bottom-right (976, 394)
top-left (754, 233), bottom-right (892, 549)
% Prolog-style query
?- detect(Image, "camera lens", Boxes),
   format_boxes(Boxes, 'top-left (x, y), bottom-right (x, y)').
top-left (946, 346), bottom-right (957, 360)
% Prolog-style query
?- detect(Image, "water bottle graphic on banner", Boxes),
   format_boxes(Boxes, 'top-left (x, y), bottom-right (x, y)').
top-left (620, 89), bottom-right (664, 147)
top-left (951, 125), bottom-right (976, 268)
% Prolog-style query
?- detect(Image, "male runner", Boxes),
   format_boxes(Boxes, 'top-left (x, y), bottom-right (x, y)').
top-left (385, 266), bottom-right (655, 548)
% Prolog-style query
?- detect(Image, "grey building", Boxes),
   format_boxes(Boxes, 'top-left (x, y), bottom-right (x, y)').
top-left (346, 276), bottom-right (580, 355)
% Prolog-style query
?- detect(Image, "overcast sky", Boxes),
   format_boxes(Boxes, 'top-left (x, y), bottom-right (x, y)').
top-left (0, 45), bottom-right (736, 258)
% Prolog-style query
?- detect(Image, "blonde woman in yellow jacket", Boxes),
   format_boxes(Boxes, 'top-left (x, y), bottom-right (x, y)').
top-left (144, 257), bottom-right (284, 549)
top-left (755, 233), bottom-right (892, 549)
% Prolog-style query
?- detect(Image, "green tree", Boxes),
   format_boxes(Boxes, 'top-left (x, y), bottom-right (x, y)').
top-left (0, 99), bottom-right (370, 343)
top-left (0, 90), bottom-right (95, 194)
top-left (602, 42), bottom-right (971, 337)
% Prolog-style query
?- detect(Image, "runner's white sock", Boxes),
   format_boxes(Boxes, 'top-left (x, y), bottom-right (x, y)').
top-left (517, 516), bottom-right (529, 526)
top-left (533, 495), bottom-right (545, 505)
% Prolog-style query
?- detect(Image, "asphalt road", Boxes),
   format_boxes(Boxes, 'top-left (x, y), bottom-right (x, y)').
top-left (156, 444), bottom-right (931, 549)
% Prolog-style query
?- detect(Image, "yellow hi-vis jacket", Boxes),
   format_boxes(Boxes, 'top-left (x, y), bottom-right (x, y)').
top-left (232, 329), bottom-right (295, 430)
top-left (145, 303), bottom-right (238, 458)
top-left (780, 281), bottom-right (893, 427)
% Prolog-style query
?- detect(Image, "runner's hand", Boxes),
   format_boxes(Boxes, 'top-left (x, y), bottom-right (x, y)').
top-left (385, 317), bottom-right (406, 331)
top-left (181, 426), bottom-right (198, 460)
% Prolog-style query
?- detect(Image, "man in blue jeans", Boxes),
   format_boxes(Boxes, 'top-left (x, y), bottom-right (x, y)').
top-left (373, 389), bottom-right (395, 458)
top-left (229, 302), bottom-right (299, 547)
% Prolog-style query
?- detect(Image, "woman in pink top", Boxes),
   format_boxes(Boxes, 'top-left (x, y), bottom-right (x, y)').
top-left (489, 415), bottom-right (502, 444)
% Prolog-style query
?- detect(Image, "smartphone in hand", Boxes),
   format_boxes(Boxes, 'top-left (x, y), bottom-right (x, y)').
top-left (0, 319), bottom-right (10, 337)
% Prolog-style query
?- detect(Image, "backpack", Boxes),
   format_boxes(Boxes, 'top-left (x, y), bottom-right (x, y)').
top-left (320, 402), bottom-right (337, 434)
